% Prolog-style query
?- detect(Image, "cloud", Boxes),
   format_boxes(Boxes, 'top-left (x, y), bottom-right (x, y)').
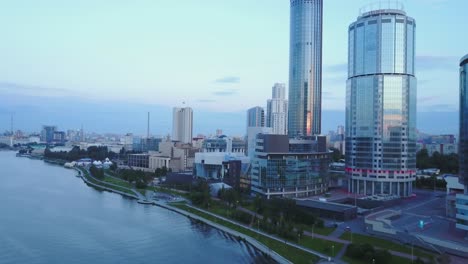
top-left (0, 81), bottom-right (71, 97)
top-left (212, 88), bottom-right (238, 96)
top-left (416, 55), bottom-right (458, 71)
top-left (214, 76), bottom-right (240, 84)
top-left (197, 99), bottom-right (216, 103)
top-left (0, 82), bottom-right (68, 92)
top-left (420, 103), bottom-right (457, 112)
top-left (325, 63), bottom-right (347, 73)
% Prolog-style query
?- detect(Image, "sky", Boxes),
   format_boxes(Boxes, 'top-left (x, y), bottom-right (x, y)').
top-left (0, 0), bottom-right (466, 136)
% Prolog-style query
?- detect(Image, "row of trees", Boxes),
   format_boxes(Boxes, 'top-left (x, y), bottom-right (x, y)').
top-left (417, 149), bottom-right (458, 174)
top-left (415, 176), bottom-right (447, 190)
top-left (44, 146), bottom-right (118, 162)
top-left (254, 196), bottom-right (323, 227)
top-left (189, 180), bottom-right (211, 207)
top-left (89, 165), bottom-right (104, 180)
top-left (119, 169), bottom-right (149, 189)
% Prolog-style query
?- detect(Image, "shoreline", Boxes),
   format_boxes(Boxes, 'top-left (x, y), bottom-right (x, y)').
top-left (14, 153), bottom-right (316, 263)
top-left (68, 165), bottom-right (291, 264)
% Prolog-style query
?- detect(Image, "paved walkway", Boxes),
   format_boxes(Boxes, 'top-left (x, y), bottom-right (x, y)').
top-left (183, 204), bottom-right (344, 263)
top-left (235, 203), bottom-right (428, 263)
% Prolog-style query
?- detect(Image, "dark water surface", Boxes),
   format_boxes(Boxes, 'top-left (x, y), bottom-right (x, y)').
top-left (0, 151), bottom-right (271, 264)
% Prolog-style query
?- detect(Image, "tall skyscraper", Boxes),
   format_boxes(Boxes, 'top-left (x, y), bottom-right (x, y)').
top-left (459, 54), bottom-right (468, 192)
top-left (247, 106), bottom-right (265, 127)
top-left (172, 107), bottom-right (193, 144)
top-left (346, 6), bottom-right (416, 197)
top-left (457, 54), bottom-right (468, 234)
top-left (267, 83), bottom-right (288, 135)
top-left (288, 0), bottom-right (323, 137)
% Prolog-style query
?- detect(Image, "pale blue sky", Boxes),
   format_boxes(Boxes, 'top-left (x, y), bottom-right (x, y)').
top-left (0, 0), bottom-right (466, 135)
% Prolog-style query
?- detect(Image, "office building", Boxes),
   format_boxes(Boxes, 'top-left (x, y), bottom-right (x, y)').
top-left (202, 136), bottom-right (245, 153)
top-left (41, 125), bottom-right (57, 143)
top-left (457, 54), bottom-right (468, 234)
top-left (267, 83), bottom-right (288, 135)
top-left (288, 0), bottom-right (323, 137)
top-left (346, 6), bottom-right (417, 197)
top-left (251, 134), bottom-right (330, 199)
top-left (247, 106), bottom-right (265, 127)
top-left (172, 107), bottom-right (193, 144)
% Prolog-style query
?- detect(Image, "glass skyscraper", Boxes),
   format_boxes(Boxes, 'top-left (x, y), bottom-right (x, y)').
top-left (288, 0), bottom-right (323, 137)
top-left (346, 7), bottom-right (416, 197)
top-left (456, 54), bottom-right (468, 234)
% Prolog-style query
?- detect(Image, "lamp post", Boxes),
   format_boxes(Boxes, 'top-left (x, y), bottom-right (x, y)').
top-left (411, 242), bottom-right (414, 264)
top-left (332, 245), bottom-right (335, 256)
top-left (312, 224), bottom-right (315, 239)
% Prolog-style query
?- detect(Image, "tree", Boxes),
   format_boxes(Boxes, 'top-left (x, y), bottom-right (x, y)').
top-left (330, 147), bottom-right (343, 162)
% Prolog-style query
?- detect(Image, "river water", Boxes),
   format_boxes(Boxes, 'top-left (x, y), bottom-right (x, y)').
top-left (0, 151), bottom-right (271, 264)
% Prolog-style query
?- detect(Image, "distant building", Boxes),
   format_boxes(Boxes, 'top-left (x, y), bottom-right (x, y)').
top-left (202, 135), bottom-right (245, 153)
top-left (246, 126), bottom-right (272, 159)
top-left (122, 133), bottom-right (133, 151)
top-left (417, 142), bottom-right (458, 156)
top-left (127, 153), bottom-right (170, 172)
top-left (159, 140), bottom-right (198, 172)
top-left (41, 126), bottom-right (56, 143)
top-left (457, 54), bottom-right (468, 235)
top-left (251, 134), bottom-right (331, 199)
top-left (267, 83), bottom-right (288, 135)
top-left (53, 131), bottom-right (66, 144)
top-left (194, 152), bottom-right (249, 188)
top-left (172, 107), bottom-right (193, 144)
top-left (247, 106), bottom-right (265, 127)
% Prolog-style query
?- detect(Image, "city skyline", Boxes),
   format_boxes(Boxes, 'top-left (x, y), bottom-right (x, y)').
top-left (0, 0), bottom-right (466, 136)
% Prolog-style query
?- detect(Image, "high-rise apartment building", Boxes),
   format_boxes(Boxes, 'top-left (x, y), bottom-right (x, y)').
top-left (267, 83), bottom-right (288, 135)
top-left (346, 6), bottom-right (416, 197)
top-left (172, 107), bottom-right (193, 144)
top-left (247, 106), bottom-right (265, 127)
top-left (288, 0), bottom-right (323, 137)
top-left (41, 125), bottom-right (57, 143)
top-left (456, 54), bottom-right (468, 234)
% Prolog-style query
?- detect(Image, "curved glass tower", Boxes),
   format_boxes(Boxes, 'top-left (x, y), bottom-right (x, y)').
top-left (460, 55), bottom-right (468, 191)
top-left (346, 8), bottom-right (416, 197)
top-left (288, 0), bottom-right (323, 137)
top-left (457, 54), bottom-right (468, 234)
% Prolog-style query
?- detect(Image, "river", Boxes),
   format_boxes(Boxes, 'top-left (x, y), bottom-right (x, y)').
top-left (0, 151), bottom-right (272, 264)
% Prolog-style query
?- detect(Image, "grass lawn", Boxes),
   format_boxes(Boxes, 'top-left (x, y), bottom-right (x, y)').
top-left (298, 236), bottom-right (343, 257)
top-left (340, 232), bottom-right (435, 260)
top-left (78, 168), bottom-right (136, 196)
top-left (297, 223), bottom-right (335, 236)
top-left (342, 255), bottom-right (412, 264)
top-left (147, 186), bottom-right (189, 197)
top-left (103, 176), bottom-right (133, 189)
top-left (172, 203), bottom-right (319, 264)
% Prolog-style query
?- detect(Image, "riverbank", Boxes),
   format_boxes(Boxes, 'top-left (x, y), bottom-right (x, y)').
top-left (67, 167), bottom-right (324, 263)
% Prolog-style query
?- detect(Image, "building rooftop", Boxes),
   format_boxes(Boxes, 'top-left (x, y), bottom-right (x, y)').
top-left (461, 54), bottom-right (468, 67)
top-left (296, 199), bottom-right (356, 213)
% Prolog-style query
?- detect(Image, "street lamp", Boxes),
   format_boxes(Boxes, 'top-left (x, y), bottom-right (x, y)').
top-left (372, 258), bottom-right (375, 264)
top-left (312, 224), bottom-right (315, 239)
top-left (332, 245), bottom-right (335, 256)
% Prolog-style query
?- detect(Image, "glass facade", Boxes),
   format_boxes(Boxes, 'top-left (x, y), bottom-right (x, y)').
top-left (247, 106), bottom-right (265, 127)
top-left (460, 55), bottom-right (468, 191)
top-left (288, 0), bottom-right (323, 137)
top-left (346, 9), bottom-right (416, 197)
